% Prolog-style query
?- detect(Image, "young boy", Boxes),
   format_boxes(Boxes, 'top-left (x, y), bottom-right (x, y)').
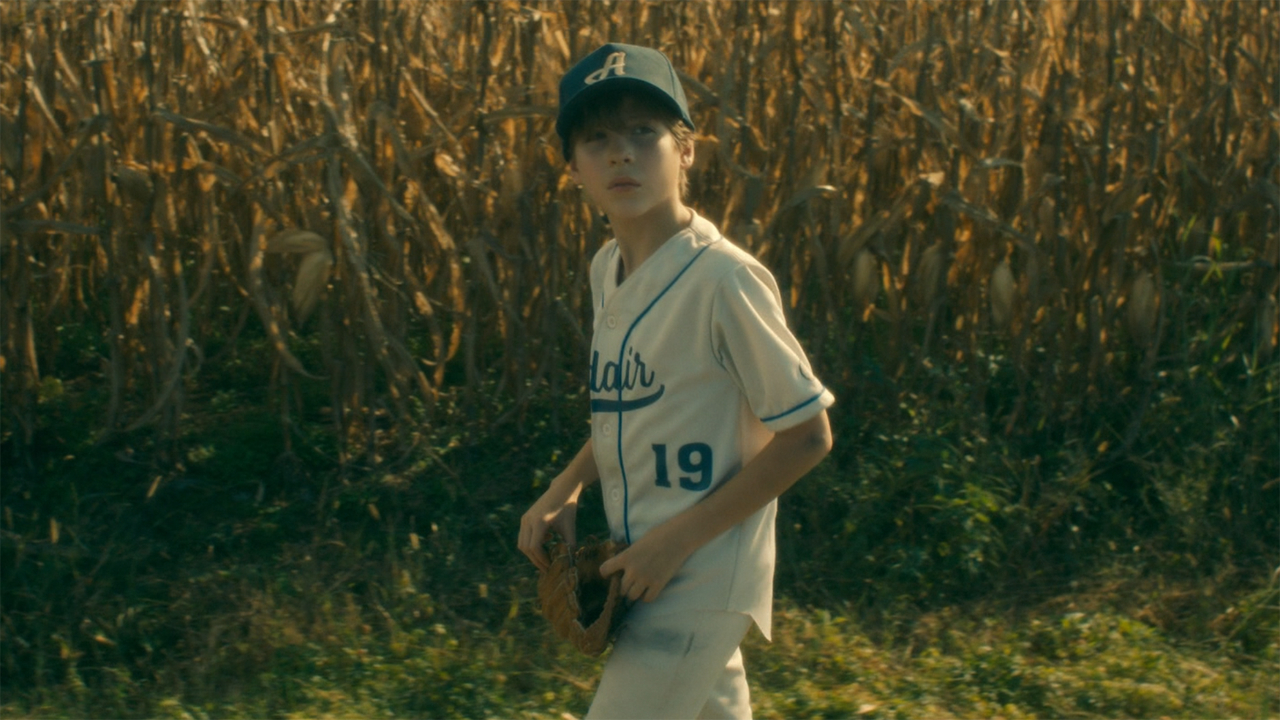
top-left (518, 43), bottom-right (834, 720)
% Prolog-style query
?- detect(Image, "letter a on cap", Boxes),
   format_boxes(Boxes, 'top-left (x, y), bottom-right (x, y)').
top-left (584, 51), bottom-right (627, 85)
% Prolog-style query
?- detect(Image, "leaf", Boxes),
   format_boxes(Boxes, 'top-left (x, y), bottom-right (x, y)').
top-left (783, 185), bottom-right (837, 211)
top-left (153, 107), bottom-right (266, 155)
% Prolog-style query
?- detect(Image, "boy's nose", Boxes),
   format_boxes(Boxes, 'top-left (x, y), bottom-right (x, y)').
top-left (607, 137), bottom-right (633, 165)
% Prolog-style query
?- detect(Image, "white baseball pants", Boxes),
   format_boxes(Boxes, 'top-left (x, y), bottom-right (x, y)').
top-left (585, 610), bottom-right (753, 720)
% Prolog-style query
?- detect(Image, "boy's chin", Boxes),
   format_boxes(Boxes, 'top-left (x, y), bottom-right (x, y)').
top-left (595, 205), bottom-right (649, 224)
top-left (598, 198), bottom-right (673, 222)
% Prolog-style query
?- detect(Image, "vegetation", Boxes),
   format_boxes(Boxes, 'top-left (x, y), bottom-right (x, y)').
top-left (3, 377), bottom-right (1276, 718)
top-left (1, 0), bottom-right (1276, 718)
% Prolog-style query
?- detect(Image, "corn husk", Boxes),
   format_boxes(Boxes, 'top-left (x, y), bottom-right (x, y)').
top-left (292, 249), bottom-right (334, 322)
top-left (990, 260), bottom-right (1015, 328)
top-left (1037, 197), bottom-right (1057, 238)
top-left (914, 243), bottom-right (945, 309)
top-left (112, 162), bottom-right (153, 203)
top-left (852, 250), bottom-right (879, 313)
top-left (266, 229), bottom-right (328, 255)
top-left (265, 229), bottom-right (332, 321)
top-left (1127, 272), bottom-right (1159, 346)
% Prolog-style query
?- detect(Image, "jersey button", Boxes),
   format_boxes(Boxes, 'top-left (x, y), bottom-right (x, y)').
top-left (610, 488), bottom-right (621, 502)
top-left (601, 422), bottom-right (612, 437)
top-left (606, 315), bottom-right (617, 329)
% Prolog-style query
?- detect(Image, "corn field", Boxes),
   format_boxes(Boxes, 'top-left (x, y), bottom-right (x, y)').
top-left (1, 0), bottom-right (1276, 467)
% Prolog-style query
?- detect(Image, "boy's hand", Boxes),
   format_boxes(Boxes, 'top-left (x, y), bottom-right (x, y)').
top-left (518, 484), bottom-right (579, 572)
top-left (520, 439), bottom-right (600, 572)
top-left (598, 524), bottom-right (691, 603)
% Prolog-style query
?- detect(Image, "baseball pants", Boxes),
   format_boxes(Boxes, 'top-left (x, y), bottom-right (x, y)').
top-left (585, 610), bottom-right (753, 720)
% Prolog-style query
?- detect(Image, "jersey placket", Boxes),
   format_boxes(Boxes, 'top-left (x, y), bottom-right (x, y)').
top-left (596, 243), bottom-right (713, 544)
top-left (596, 301), bottom-right (626, 531)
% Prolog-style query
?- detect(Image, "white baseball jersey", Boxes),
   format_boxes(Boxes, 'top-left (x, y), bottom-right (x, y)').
top-left (588, 212), bottom-right (835, 640)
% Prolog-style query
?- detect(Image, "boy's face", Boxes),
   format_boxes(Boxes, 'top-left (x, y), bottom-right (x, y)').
top-left (568, 97), bottom-right (694, 225)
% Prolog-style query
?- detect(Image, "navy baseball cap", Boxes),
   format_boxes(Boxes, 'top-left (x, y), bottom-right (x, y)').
top-left (556, 43), bottom-right (695, 160)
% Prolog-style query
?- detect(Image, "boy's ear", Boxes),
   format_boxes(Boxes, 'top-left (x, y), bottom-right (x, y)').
top-left (679, 139), bottom-right (695, 171)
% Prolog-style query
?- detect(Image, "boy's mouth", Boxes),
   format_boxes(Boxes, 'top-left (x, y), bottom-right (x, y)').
top-left (608, 177), bottom-right (640, 190)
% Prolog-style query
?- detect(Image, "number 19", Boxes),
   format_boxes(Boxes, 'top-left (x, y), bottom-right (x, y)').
top-left (653, 442), bottom-right (713, 491)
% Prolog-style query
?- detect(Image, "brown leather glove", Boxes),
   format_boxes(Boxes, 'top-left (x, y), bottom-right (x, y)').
top-left (537, 536), bottom-right (631, 656)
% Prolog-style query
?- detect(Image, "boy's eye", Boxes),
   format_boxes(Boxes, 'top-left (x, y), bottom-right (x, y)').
top-left (632, 124), bottom-right (656, 136)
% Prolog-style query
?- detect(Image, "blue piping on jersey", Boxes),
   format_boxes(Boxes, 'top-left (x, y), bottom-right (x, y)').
top-left (760, 389), bottom-right (826, 424)
top-left (614, 243), bottom-right (713, 544)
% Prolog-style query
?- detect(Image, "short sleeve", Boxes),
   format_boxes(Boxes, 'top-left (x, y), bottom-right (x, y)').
top-left (711, 263), bottom-right (835, 432)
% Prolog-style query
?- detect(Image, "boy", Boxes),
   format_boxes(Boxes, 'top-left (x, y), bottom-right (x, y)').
top-left (518, 43), bottom-right (834, 720)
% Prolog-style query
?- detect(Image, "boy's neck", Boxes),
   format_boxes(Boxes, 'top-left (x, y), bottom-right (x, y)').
top-left (612, 202), bottom-right (695, 282)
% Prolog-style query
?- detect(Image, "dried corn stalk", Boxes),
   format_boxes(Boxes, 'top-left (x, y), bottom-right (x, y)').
top-left (0, 0), bottom-right (1273, 461)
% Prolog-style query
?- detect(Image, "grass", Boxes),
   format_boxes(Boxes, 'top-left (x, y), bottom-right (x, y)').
top-left (3, 584), bottom-right (1274, 719)
top-left (752, 598), bottom-right (1277, 720)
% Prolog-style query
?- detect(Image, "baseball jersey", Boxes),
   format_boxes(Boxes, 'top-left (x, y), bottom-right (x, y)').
top-left (587, 212), bottom-right (835, 640)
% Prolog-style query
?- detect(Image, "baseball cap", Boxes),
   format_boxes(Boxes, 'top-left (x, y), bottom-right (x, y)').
top-left (556, 43), bottom-right (695, 160)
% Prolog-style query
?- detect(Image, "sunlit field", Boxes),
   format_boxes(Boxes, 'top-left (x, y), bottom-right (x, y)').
top-left (2, 1), bottom-right (1276, 717)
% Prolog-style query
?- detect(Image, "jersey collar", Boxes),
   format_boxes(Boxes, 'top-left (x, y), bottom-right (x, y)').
top-left (605, 212), bottom-right (721, 301)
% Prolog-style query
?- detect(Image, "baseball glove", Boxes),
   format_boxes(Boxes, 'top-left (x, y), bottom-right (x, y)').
top-left (537, 536), bottom-right (631, 656)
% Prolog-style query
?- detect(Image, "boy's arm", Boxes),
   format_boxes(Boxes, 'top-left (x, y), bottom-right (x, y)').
top-left (601, 410), bottom-right (832, 603)
top-left (518, 438), bottom-right (600, 571)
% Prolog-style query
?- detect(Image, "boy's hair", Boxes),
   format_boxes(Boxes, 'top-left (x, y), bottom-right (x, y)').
top-left (565, 85), bottom-right (694, 198)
